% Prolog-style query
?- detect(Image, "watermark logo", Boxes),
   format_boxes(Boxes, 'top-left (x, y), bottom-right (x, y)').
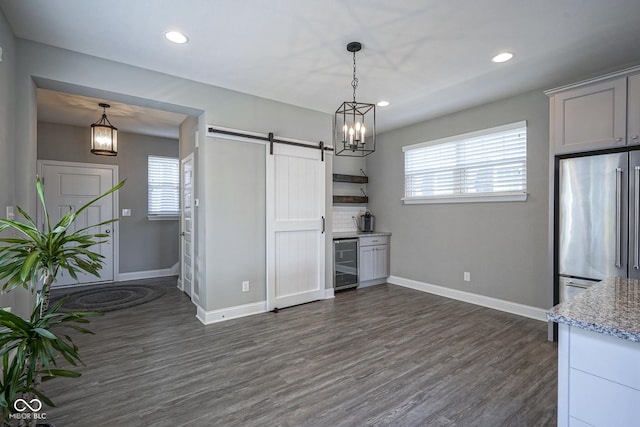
top-left (14, 398), bottom-right (42, 413)
top-left (9, 398), bottom-right (46, 421)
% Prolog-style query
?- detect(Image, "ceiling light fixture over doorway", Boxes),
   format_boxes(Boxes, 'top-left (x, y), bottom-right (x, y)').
top-left (90, 103), bottom-right (118, 156)
top-left (334, 42), bottom-right (376, 157)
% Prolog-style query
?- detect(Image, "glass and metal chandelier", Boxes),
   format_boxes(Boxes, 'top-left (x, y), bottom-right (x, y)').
top-left (334, 42), bottom-right (376, 157)
top-left (90, 103), bottom-right (118, 156)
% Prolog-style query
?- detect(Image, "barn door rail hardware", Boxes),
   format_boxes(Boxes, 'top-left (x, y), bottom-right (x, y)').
top-left (207, 127), bottom-right (333, 161)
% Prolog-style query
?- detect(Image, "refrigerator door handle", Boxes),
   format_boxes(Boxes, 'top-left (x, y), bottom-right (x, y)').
top-left (616, 167), bottom-right (623, 268)
top-left (566, 281), bottom-right (590, 290)
top-left (635, 166), bottom-right (640, 269)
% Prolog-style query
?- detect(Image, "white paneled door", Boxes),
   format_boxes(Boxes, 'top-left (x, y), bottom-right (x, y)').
top-left (180, 153), bottom-right (195, 300)
top-left (267, 142), bottom-right (326, 311)
top-left (39, 161), bottom-right (118, 287)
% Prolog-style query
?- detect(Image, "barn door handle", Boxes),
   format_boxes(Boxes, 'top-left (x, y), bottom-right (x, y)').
top-left (321, 216), bottom-right (325, 234)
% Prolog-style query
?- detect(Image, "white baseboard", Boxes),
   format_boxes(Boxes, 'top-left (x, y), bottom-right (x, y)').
top-left (195, 289), bottom-right (335, 326)
top-left (169, 262), bottom-right (180, 275)
top-left (118, 265), bottom-right (179, 282)
top-left (359, 278), bottom-right (386, 288)
top-left (388, 275), bottom-right (548, 322)
top-left (196, 301), bottom-right (267, 325)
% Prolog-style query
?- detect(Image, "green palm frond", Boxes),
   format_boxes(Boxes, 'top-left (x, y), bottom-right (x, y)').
top-left (0, 177), bottom-right (124, 420)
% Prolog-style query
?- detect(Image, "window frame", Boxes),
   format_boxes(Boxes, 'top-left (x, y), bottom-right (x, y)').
top-left (402, 121), bottom-right (528, 205)
top-left (147, 155), bottom-right (180, 220)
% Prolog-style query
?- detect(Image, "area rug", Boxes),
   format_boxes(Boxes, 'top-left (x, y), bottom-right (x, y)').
top-left (50, 284), bottom-right (166, 313)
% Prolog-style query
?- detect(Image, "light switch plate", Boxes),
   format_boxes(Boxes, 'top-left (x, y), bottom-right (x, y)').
top-left (6, 206), bottom-right (14, 220)
top-left (122, 208), bottom-right (131, 217)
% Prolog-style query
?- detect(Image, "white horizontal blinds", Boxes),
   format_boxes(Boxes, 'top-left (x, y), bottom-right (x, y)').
top-left (148, 156), bottom-right (180, 215)
top-left (404, 122), bottom-right (527, 200)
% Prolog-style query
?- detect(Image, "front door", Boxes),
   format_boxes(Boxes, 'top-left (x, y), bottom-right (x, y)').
top-left (39, 161), bottom-right (118, 287)
top-left (266, 143), bottom-right (326, 310)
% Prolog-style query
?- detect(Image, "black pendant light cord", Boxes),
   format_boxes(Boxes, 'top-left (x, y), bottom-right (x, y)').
top-left (352, 50), bottom-right (358, 103)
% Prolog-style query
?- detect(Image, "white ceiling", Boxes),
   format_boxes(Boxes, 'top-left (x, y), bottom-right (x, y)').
top-left (37, 89), bottom-right (187, 139)
top-left (3, 0), bottom-right (640, 136)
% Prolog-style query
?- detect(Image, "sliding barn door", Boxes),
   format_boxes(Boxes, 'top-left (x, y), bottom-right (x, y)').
top-left (267, 143), bottom-right (326, 311)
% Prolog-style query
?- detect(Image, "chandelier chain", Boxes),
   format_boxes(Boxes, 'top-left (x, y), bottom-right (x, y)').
top-left (351, 51), bottom-right (358, 102)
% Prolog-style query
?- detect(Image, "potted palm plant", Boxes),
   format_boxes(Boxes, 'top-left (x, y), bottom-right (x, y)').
top-left (0, 177), bottom-right (124, 426)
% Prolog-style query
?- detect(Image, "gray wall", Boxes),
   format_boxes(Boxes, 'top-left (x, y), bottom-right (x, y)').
top-left (366, 90), bottom-right (550, 309)
top-left (208, 138), bottom-right (265, 309)
top-left (37, 121), bottom-right (180, 274)
top-left (13, 39), bottom-right (332, 314)
top-left (0, 9), bottom-right (17, 311)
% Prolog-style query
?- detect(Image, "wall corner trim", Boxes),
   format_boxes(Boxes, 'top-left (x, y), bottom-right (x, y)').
top-left (387, 275), bottom-right (548, 322)
top-left (196, 301), bottom-right (267, 325)
top-left (324, 288), bottom-right (335, 299)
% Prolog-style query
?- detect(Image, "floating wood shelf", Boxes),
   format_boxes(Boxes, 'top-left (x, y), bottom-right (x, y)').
top-left (333, 195), bottom-right (369, 204)
top-left (333, 174), bottom-right (368, 184)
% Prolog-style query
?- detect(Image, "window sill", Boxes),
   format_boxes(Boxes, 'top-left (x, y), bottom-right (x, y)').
top-left (147, 215), bottom-right (179, 221)
top-left (402, 192), bottom-right (528, 205)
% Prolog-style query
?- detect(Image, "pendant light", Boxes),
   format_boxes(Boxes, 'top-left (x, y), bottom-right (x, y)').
top-left (91, 103), bottom-right (118, 156)
top-left (334, 42), bottom-right (376, 157)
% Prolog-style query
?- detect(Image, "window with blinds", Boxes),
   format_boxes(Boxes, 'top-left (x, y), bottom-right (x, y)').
top-left (403, 121), bottom-right (527, 204)
top-left (148, 155), bottom-right (180, 217)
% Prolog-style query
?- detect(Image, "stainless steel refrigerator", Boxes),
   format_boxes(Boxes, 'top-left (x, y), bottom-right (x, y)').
top-left (558, 150), bottom-right (640, 302)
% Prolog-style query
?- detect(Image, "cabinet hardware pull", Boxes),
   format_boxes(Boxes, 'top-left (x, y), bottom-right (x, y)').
top-left (616, 167), bottom-right (623, 268)
top-left (635, 166), bottom-right (640, 269)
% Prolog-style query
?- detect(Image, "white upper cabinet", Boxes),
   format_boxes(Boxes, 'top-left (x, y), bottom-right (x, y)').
top-left (551, 77), bottom-right (627, 154)
top-left (628, 73), bottom-right (640, 146)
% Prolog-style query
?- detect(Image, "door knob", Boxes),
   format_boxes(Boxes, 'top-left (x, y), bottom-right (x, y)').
top-left (105, 229), bottom-right (110, 234)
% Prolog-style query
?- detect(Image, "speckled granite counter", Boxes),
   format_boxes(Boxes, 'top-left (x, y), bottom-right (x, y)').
top-left (332, 231), bottom-right (391, 239)
top-left (547, 277), bottom-right (640, 343)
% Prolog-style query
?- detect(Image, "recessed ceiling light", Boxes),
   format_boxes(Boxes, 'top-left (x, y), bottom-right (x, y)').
top-left (492, 52), bottom-right (514, 63)
top-left (377, 100), bottom-right (390, 107)
top-left (165, 31), bottom-right (189, 44)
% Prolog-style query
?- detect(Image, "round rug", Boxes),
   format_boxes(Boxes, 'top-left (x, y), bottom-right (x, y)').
top-left (51, 285), bottom-right (166, 313)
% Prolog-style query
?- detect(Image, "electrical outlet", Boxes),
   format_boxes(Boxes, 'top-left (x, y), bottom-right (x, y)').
top-left (242, 281), bottom-right (250, 292)
top-left (6, 206), bottom-right (14, 220)
top-left (464, 272), bottom-right (471, 282)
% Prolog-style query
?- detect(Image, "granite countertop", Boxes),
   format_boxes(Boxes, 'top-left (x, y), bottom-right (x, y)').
top-left (333, 231), bottom-right (392, 239)
top-left (547, 277), bottom-right (640, 343)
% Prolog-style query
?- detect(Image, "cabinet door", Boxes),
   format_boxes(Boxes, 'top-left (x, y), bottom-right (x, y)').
top-left (359, 246), bottom-right (375, 282)
top-left (628, 73), bottom-right (640, 146)
top-left (553, 77), bottom-right (627, 154)
top-left (374, 245), bottom-right (389, 279)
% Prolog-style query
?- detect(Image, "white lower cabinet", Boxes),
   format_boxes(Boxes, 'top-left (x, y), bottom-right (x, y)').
top-left (359, 235), bottom-right (389, 286)
top-left (558, 324), bottom-right (640, 427)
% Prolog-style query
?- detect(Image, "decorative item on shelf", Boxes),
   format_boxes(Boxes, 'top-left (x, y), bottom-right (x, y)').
top-left (90, 103), bottom-right (118, 156)
top-left (334, 42), bottom-right (376, 157)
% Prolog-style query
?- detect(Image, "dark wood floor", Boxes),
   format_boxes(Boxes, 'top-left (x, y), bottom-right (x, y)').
top-left (43, 281), bottom-right (557, 426)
